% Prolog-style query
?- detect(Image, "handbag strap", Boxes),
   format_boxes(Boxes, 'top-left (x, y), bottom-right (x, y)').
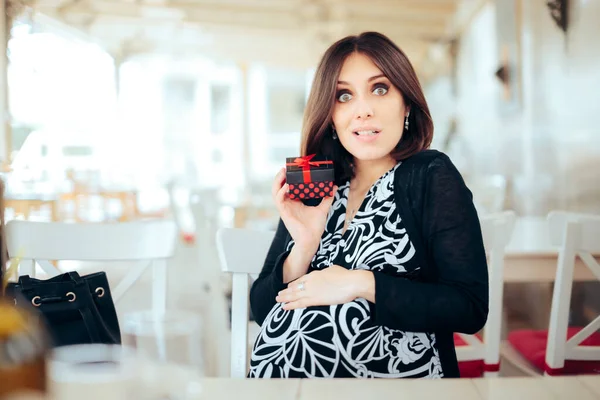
top-left (80, 276), bottom-right (118, 343)
top-left (79, 306), bottom-right (102, 343)
top-left (65, 271), bottom-right (85, 286)
top-left (18, 275), bottom-right (34, 293)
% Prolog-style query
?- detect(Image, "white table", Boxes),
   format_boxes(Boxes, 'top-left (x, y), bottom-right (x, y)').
top-left (46, 361), bottom-right (600, 400)
top-left (193, 376), bottom-right (600, 400)
top-left (504, 217), bottom-right (598, 283)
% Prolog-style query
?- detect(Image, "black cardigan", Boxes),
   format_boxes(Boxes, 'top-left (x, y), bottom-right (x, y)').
top-left (249, 150), bottom-right (489, 378)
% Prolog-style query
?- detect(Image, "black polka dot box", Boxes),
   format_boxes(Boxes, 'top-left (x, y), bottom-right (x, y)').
top-left (285, 154), bottom-right (335, 201)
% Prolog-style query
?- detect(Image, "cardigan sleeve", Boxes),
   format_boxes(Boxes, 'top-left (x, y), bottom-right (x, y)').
top-left (372, 154), bottom-right (489, 334)
top-left (249, 219), bottom-right (292, 326)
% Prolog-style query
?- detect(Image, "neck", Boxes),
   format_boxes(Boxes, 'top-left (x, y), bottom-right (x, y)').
top-left (351, 156), bottom-right (397, 192)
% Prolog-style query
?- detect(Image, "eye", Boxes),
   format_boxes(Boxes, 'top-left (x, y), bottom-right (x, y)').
top-left (337, 91), bottom-right (352, 103)
top-left (372, 83), bottom-right (388, 96)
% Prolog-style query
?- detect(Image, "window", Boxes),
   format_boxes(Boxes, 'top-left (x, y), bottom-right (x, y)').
top-left (210, 84), bottom-right (231, 135)
top-left (266, 86), bottom-right (306, 134)
top-left (163, 77), bottom-right (196, 108)
top-left (264, 67), bottom-right (307, 135)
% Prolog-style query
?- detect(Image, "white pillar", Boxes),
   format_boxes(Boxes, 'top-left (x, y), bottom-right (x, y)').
top-left (520, 0), bottom-right (535, 181)
top-left (519, 0), bottom-right (538, 215)
top-left (113, 55), bottom-right (122, 100)
top-left (239, 63), bottom-right (251, 190)
top-left (0, 2), bottom-right (10, 163)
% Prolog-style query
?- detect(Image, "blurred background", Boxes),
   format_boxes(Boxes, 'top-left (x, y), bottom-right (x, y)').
top-left (0, 0), bottom-right (599, 377)
top-left (1, 0), bottom-right (598, 228)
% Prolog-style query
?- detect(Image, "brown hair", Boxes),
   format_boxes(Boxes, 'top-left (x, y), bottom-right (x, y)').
top-left (301, 31), bottom-right (434, 184)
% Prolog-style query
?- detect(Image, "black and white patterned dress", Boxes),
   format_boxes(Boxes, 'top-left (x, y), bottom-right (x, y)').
top-left (249, 163), bottom-right (443, 378)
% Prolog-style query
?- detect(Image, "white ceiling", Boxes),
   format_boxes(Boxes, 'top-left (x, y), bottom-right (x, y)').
top-left (25, 0), bottom-right (487, 77)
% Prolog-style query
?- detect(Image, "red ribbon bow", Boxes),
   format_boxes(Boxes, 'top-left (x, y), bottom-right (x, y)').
top-left (286, 154), bottom-right (333, 183)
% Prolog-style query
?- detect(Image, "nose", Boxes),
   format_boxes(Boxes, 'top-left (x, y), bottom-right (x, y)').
top-left (353, 96), bottom-right (373, 119)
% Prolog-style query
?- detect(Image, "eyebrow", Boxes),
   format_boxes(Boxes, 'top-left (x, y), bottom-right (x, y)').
top-left (337, 74), bottom-right (386, 85)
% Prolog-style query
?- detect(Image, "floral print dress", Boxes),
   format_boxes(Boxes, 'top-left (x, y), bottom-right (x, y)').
top-left (248, 163), bottom-right (443, 378)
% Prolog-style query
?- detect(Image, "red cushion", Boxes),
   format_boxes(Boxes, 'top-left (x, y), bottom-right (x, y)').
top-left (454, 333), bottom-right (485, 378)
top-left (508, 327), bottom-right (600, 375)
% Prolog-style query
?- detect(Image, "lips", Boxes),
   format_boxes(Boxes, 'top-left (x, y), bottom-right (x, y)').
top-left (352, 125), bottom-right (381, 135)
top-left (354, 129), bottom-right (380, 136)
top-left (353, 130), bottom-right (382, 142)
top-left (351, 126), bottom-right (382, 142)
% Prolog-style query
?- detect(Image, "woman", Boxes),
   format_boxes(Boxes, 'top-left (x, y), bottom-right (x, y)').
top-left (248, 32), bottom-right (488, 378)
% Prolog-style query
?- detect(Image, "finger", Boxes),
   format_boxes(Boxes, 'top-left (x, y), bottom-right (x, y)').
top-left (282, 299), bottom-right (309, 310)
top-left (276, 288), bottom-right (292, 302)
top-left (287, 277), bottom-right (310, 290)
top-left (271, 168), bottom-right (286, 199)
top-left (276, 291), bottom-right (300, 303)
top-left (281, 281), bottom-right (304, 296)
top-left (318, 185), bottom-right (338, 211)
top-left (276, 286), bottom-right (308, 303)
top-left (277, 278), bottom-right (309, 301)
top-left (275, 183), bottom-right (289, 208)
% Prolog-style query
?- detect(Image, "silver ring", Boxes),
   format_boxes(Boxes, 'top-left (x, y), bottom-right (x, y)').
top-left (297, 281), bottom-right (305, 291)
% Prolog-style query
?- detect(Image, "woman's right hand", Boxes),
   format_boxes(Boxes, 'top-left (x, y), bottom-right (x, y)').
top-left (272, 168), bottom-right (337, 253)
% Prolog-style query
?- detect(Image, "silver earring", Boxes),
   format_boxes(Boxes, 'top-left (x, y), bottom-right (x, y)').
top-left (404, 116), bottom-right (409, 131)
top-left (332, 127), bottom-right (338, 140)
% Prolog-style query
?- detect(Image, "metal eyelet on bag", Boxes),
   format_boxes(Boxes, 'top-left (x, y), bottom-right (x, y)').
top-left (31, 296), bottom-right (41, 307)
top-left (66, 292), bottom-right (76, 302)
top-left (95, 287), bottom-right (105, 298)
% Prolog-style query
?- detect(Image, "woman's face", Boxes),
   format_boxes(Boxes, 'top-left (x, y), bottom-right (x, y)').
top-left (332, 52), bottom-right (409, 164)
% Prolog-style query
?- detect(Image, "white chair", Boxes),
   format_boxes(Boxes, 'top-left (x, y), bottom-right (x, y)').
top-left (215, 227), bottom-right (275, 378)
top-left (4, 219), bottom-right (177, 315)
top-left (455, 210), bottom-right (516, 377)
top-left (507, 211), bottom-right (600, 375)
top-left (468, 174), bottom-right (507, 215)
top-left (186, 194), bottom-right (230, 377)
top-left (546, 211), bottom-right (600, 374)
top-left (216, 214), bottom-right (518, 379)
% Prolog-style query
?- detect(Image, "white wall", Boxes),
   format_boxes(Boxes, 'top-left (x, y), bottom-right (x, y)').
top-left (426, 0), bottom-right (600, 215)
top-left (530, 0), bottom-right (600, 213)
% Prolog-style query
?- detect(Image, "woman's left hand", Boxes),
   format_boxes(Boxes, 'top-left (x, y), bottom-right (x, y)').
top-left (276, 265), bottom-right (363, 310)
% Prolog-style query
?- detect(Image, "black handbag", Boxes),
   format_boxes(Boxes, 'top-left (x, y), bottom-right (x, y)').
top-left (5, 271), bottom-right (121, 347)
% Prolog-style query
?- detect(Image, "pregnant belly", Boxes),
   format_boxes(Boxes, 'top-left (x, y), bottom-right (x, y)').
top-left (258, 299), bottom-right (372, 344)
top-left (251, 299), bottom-right (440, 378)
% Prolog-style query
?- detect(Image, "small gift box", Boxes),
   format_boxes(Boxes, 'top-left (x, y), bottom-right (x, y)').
top-left (285, 154), bottom-right (334, 200)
